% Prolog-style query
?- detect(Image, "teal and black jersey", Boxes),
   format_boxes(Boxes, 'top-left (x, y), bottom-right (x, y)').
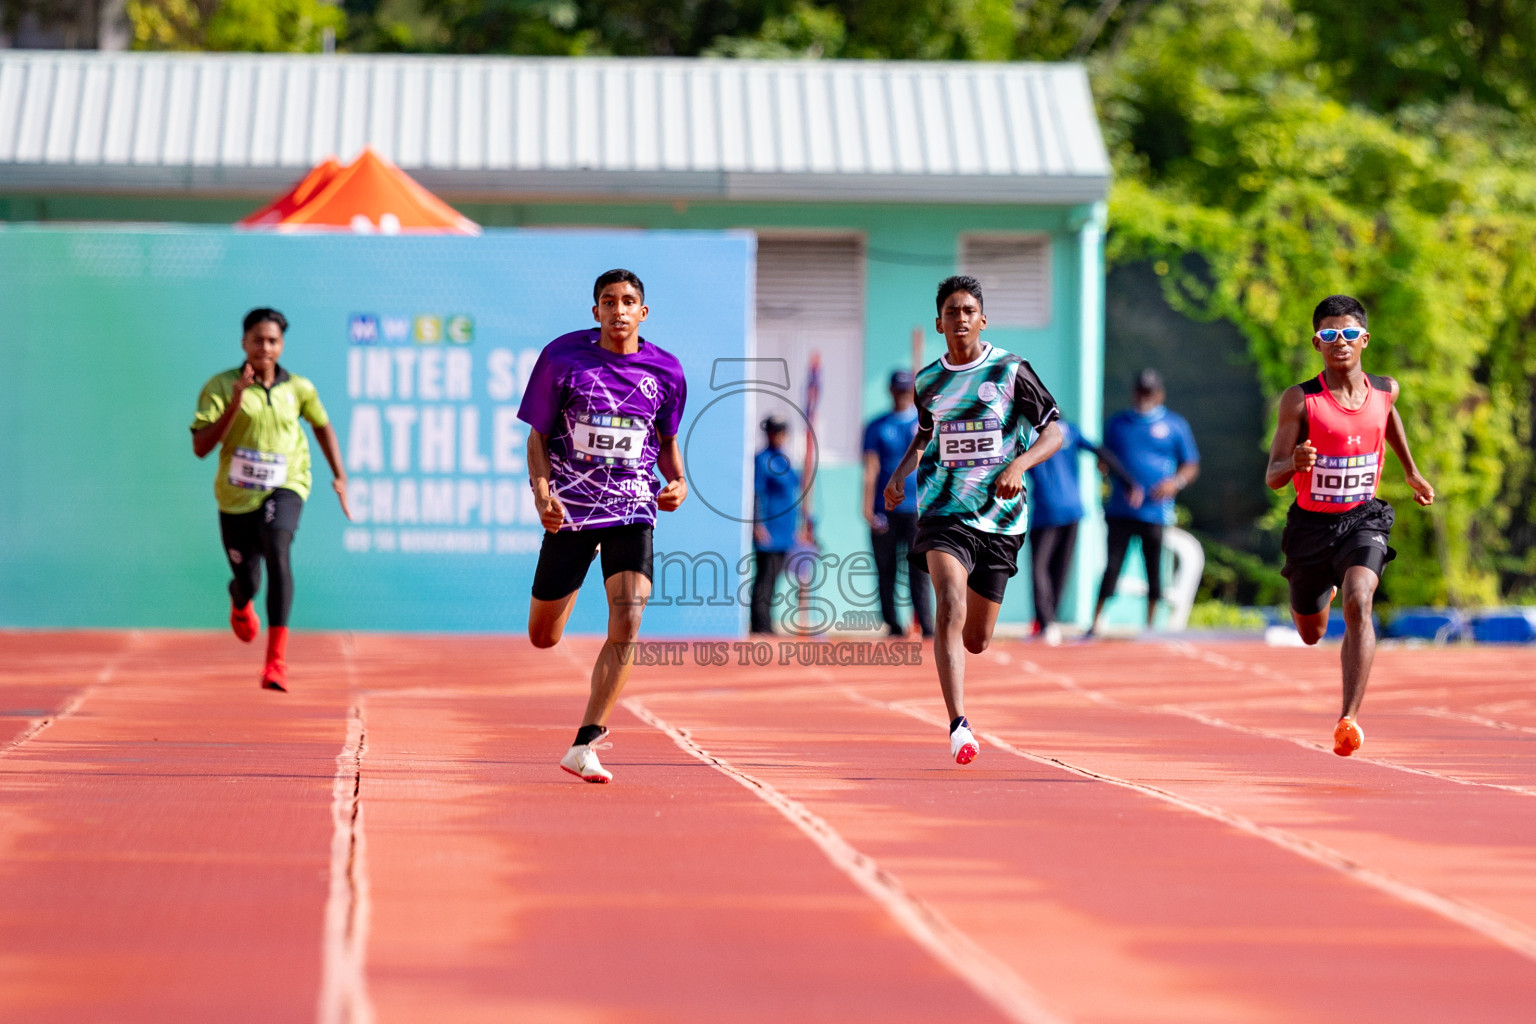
top-left (914, 344), bottom-right (1059, 535)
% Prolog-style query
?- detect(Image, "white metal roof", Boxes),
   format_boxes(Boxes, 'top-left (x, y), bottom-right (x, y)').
top-left (0, 51), bottom-right (1109, 204)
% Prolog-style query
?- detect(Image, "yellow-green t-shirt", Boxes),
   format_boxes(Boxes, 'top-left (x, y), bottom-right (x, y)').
top-left (192, 365), bottom-right (330, 514)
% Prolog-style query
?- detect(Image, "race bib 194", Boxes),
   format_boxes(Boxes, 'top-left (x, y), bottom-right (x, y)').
top-left (229, 447), bottom-right (288, 490)
top-left (938, 417), bottom-right (1007, 468)
top-left (1310, 452), bottom-right (1378, 504)
top-left (572, 414), bottom-right (648, 465)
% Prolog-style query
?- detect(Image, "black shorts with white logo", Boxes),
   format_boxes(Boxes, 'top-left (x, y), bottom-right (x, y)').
top-left (907, 516), bottom-right (1024, 604)
top-left (1280, 499), bottom-right (1395, 615)
top-left (530, 522), bottom-right (654, 602)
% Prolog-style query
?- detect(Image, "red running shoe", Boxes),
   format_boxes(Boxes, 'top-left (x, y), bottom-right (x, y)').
top-left (230, 600), bottom-right (259, 643)
top-left (1333, 716), bottom-right (1363, 756)
top-left (262, 626), bottom-right (289, 692)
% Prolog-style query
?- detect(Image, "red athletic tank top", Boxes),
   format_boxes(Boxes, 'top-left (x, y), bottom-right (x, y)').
top-left (1293, 373), bottom-right (1392, 513)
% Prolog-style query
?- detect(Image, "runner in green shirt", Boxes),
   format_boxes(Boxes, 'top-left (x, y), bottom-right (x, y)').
top-left (884, 276), bottom-right (1063, 766)
top-left (191, 308), bottom-right (350, 691)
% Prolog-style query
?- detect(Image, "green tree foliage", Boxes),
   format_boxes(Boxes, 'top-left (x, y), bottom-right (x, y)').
top-left (334, 0), bottom-right (1130, 58)
top-left (1294, 0), bottom-right (1536, 114)
top-left (1098, 0), bottom-right (1536, 604)
top-left (129, 0), bottom-right (344, 51)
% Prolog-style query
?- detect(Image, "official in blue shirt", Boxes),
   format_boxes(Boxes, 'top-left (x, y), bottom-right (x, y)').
top-left (861, 371), bottom-right (933, 638)
top-left (1025, 419), bottom-right (1137, 643)
top-left (751, 414), bottom-right (802, 633)
top-left (1092, 369), bottom-right (1200, 632)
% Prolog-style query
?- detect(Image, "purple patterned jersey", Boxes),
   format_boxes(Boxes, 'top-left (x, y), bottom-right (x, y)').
top-left (517, 329), bottom-right (688, 530)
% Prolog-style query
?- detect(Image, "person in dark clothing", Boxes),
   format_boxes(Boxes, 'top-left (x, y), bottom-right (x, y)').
top-left (1024, 420), bottom-right (1138, 644)
top-left (751, 414), bottom-right (801, 633)
top-left (862, 370), bottom-right (934, 638)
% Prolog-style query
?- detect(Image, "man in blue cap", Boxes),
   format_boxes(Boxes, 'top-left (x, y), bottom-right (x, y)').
top-left (1091, 368), bottom-right (1200, 633)
top-left (751, 413), bottom-right (801, 633)
top-left (1025, 420), bottom-right (1138, 644)
top-left (862, 370), bottom-right (934, 637)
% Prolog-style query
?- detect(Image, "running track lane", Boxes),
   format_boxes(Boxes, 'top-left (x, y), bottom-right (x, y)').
top-left (0, 631), bottom-right (351, 1022)
top-left (636, 674), bottom-right (1536, 1023)
top-left (1, 632), bottom-right (1535, 1022)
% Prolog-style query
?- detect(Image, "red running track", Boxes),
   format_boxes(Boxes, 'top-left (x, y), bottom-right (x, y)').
top-left (1, 630), bottom-right (1534, 1023)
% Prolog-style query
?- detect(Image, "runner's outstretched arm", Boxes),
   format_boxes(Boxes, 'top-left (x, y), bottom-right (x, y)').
top-left (994, 420), bottom-right (1063, 499)
top-left (656, 435), bottom-right (688, 511)
top-left (311, 422), bottom-right (352, 520)
top-left (191, 365), bottom-right (255, 458)
top-left (882, 424), bottom-right (934, 511)
top-left (527, 430), bottom-right (565, 531)
top-left (1265, 386), bottom-right (1311, 491)
top-left (1383, 392), bottom-right (1435, 506)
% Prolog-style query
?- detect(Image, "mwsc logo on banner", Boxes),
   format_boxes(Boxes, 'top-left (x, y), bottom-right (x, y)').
top-left (349, 314), bottom-right (475, 345)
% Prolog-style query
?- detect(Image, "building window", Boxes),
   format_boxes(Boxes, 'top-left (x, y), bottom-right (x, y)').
top-left (961, 235), bottom-right (1051, 328)
top-left (753, 236), bottom-right (865, 465)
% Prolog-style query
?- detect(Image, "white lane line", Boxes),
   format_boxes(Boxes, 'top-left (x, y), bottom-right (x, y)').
top-left (318, 644), bottom-right (375, 1024)
top-left (622, 696), bottom-right (1070, 1024)
top-left (2, 631), bottom-right (142, 757)
top-left (1016, 655), bottom-right (1536, 799)
top-left (849, 689), bottom-right (1536, 963)
top-left (1413, 707), bottom-right (1536, 737)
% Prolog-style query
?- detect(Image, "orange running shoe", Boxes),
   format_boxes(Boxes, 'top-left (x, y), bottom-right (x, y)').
top-left (230, 600), bottom-right (259, 643)
top-left (261, 626), bottom-right (289, 692)
top-left (1333, 716), bottom-right (1363, 756)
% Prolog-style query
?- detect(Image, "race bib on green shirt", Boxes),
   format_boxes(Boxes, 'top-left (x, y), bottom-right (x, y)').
top-left (229, 447), bottom-right (288, 490)
top-left (938, 417), bottom-right (1006, 468)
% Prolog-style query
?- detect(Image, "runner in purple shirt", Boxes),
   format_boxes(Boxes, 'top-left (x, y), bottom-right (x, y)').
top-left (517, 269), bottom-right (689, 783)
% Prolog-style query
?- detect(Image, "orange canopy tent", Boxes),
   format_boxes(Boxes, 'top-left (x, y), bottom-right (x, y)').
top-left (238, 147), bottom-right (479, 235)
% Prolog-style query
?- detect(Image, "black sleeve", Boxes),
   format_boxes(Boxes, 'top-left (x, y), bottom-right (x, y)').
top-left (1087, 443), bottom-right (1137, 488)
top-left (1013, 361), bottom-right (1060, 431)
top-left (917, 402), bottom-right (935, 433)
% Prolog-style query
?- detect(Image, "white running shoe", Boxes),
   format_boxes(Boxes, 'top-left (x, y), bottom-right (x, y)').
top-left (1041, 623), bottom-right (1063, 647)
top-left (560, 741), bottom-right (613, 783)
top-left (950, 722), bottom-right (979, 765)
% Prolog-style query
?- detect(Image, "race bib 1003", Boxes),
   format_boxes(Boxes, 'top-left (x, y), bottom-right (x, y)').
top-left (229, 447), bottom-right (288, 490)
top-left (1310, 452), bottom-right (1378, 504)
top-left (938, 417), bottom-right (1007, 468)
top-left (572, 414), bottom-right (648, 465)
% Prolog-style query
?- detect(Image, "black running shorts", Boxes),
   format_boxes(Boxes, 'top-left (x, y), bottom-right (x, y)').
top-left (531, 522), bottom-right (654, 602)
top-left (1280, 499), bottom-right (1395, 615)
top-left (907, 515), bottom-right (1024, 604)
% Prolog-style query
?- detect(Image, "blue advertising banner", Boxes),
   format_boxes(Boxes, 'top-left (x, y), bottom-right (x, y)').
top-left (0, 227), bottom-right (753, 635)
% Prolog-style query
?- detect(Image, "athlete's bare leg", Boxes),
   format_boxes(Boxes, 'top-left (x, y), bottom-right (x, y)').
top-left (926, 552), bottom-right (1005, 721)
top-left (1290, 586), bottom-right (1337, 645)
top-left (528, 591), bottom-right (580, 648)
top-left (962, 588), bottom-right (1003, 655)
top-left (579, 570), bottom-right (652, 728)
top-left (927, 551), bottom-right (971, 722)
top-left (1338, 564), bottom-right (1378, 718)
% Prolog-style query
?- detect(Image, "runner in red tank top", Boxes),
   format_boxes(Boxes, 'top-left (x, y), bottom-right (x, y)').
top-left (1265, 295), bottom-right (1435, 757)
